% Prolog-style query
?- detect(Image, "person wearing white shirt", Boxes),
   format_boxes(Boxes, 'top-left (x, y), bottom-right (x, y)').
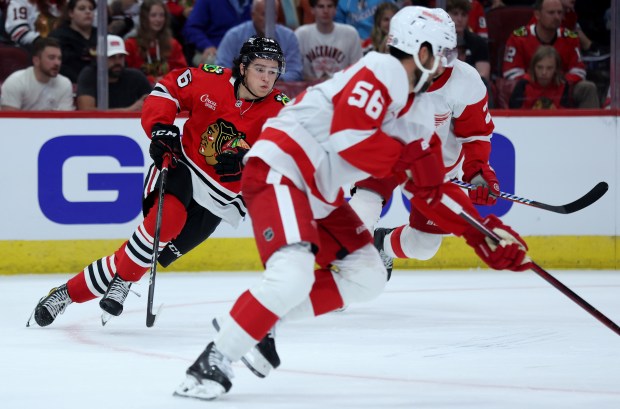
top-left (295, 0), bottom-right (362, 81)
top-left (1, 37), bottom-right (74, 111)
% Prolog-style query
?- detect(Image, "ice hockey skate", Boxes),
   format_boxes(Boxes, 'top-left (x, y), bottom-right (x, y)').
top-left (212, 317), bottom-right (280, 378)
top-left (173, 342), bottom-right (233, 401)
top-left (374, 227), bottom-right (395, 281)
top-left (99, 274), bottom-right (132, 325)
top-left (27, 284), bottom-right (72, 327)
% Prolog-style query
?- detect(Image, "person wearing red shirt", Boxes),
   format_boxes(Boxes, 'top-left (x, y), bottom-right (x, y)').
top-left (509, 45), bottom-right (571, 109)
top-left (124, 0), bottom-right (187, 84)
top-left (502, 0), bottom-right (598, 108)
top-left (468, 0), bottom-right (488, 38)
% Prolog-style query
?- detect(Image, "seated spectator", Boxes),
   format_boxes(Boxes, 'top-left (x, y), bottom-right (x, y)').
top-left (5, 0), bottom-right (66, 49)
top-left (502, 0), bottom-right (599, 108)
top-left (418, 0), bottom-right (488, 36)
top-left (361, 1), bottom-right (398, 54)
top-left (76, 35), bottom-right (152, 111)
top-left (108, 0), bottom-right (141, 38)
top-left (509, 45), bottom-right (571, 109)
top-left (124, 0), bottom-right (187, 84)
top-left (334, 0), bottom-right (397, 41)
top-left (484, 0), bottom-right (536, 8)
top-left (183, 0), bottom-right (252, 66)
top-left (216, 0), bottom-right (302, 82)
top-left (468, 0), bottom-right (488, 38)
top-left (49, 0), bottom-right (96, 84)
top-left (1, 37), bottom-right (74, 110)
top-left (165, 0), bottom-right (193, 38)
top-left (295, 0), bottom-right (361, 81)
top-left (447, 0), bottom-right (491, 84)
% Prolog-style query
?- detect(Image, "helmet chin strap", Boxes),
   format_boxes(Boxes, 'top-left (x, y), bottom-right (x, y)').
top-left (240, 73), bottom-right (262, 100)
top-left (412, 53), bottom-right (440, 93)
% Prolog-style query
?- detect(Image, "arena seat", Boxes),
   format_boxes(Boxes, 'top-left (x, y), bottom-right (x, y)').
top-left (494, 77), bottom-right (520, 109)
top-left (0, 45), bottom-right (31, 85)
top-left (486, 6), bottom-right (534, 79)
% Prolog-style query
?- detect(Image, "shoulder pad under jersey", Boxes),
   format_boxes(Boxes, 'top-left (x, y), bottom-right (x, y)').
top-left (513, 26), bottom-right (528, 37)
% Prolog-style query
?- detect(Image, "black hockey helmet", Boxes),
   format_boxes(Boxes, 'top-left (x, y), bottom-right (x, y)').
top-left (233, 35), bottom-right (286, 77)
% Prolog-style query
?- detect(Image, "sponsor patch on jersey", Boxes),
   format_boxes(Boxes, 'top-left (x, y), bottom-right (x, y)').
top-left (275, 93), bottom-right (290, 105)
top-left (199, 94), bottom-right (218, 110)
top-left (201, 64), bottom-right (225, 75)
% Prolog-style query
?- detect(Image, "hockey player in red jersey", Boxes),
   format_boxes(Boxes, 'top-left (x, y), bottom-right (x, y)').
top-left (29, 36), bottom-right (289, 327)
top-left (174, 6), bottom-right (531, 401)
top-left (350, 7), bottom-right (499, 279)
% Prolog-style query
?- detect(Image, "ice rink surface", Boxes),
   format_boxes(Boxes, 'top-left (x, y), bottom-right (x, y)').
top-left (1, 270), bottom-right (619, 409)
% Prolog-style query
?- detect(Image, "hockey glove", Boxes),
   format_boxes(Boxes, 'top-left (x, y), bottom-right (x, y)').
top-left (463, 164), bottom-right (500, 205)
top-left (214, 147), bottom-right (249, 182)
top-left (149, 123), bottom-right (181, 169)
top-left (463, 214), bottom-right (532, 272)
top-left (393, 135), bottom-right (445, 206)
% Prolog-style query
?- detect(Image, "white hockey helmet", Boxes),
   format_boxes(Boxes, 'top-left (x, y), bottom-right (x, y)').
top-left (387, 6), bottom-right (457, 92)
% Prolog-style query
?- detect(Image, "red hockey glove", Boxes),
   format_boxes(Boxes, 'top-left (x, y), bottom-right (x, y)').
top-left (462, 214), bottom-right (532, 272)
top-left (149, 123), bottom-right (181, 169)
top-left (214, 138), bottom-right (250, 182)
top-left (463, 164), bottom-right (500, 205)
top-left (393, 135), bottom-right (445, 206)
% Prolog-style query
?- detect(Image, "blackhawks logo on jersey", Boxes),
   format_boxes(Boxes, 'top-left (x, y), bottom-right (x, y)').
top-left (563, 29), bottom-right (578, 38)
top-left (275, 93), bottom-right (290, 105)
top-left (198, 118), bottom-right (250, 166)
top-left (201, 64), bottom-right (225, 75)
top-left (513, 26), bottom-right (528, 37)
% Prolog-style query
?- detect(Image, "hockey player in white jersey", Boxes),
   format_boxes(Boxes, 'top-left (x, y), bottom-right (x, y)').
top-left (349, 7), bottom-right (500, 278)
top-left (174, 6), bottom-right (531, 401)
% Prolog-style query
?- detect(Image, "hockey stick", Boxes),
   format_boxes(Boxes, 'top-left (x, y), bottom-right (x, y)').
top-left (146, 154), bottom-right (171, 328)
top-left (451, 179), bottom-right (608, 214)
top-left (440, 194), bottom-right (620, 337)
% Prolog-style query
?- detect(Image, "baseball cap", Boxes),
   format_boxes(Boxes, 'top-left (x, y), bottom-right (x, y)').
top-left (107, 35), bottom-right (128, 57)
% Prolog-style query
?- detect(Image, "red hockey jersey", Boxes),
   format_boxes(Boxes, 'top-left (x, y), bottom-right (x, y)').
top-left (503, 24), bottom-right (585, 84)
top-left (142, 65), bottom-right (289, 225)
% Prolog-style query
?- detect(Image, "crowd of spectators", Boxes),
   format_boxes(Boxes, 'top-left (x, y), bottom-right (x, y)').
top-left (0, 0), bottom-right (612, 111)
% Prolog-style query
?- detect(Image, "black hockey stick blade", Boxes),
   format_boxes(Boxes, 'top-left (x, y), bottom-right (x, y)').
top-left (451, 179), bottom-right (608, 214)
top-left (146, 155), bottom-right (171, 328)
top-left (440, 194), bottom-right (620, 337)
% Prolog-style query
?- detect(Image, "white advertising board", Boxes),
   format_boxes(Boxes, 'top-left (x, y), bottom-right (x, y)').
top-left (0, 113), bottom-right (617, 240)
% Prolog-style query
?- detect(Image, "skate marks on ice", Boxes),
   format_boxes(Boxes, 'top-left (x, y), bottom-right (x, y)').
top-left (1, 271), bottom-right (619, 409)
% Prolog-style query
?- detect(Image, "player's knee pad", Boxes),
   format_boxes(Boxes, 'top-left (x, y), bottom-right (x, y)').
top-left (332, 243), bottom-right (387, 304)
top-left (251, 243), bottom-right (316, 317)
top-left (401, 226), bottom-right (442, 260)
top-left (158, 202), bottom-right (222, 267)
top-left (348, 188), bottom-right (383, 230)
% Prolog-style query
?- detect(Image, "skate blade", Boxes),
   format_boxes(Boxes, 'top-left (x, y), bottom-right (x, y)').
top-left (173, 375), bottom-right (225, 401)
top-left (101, 312), bottom-right (113, 326)
top-left (26, 307), bottom-right (36, 327)
top-left (213, 318), bottom-right (269, 378)
top-left (240, 355), bottom-right (270, 378)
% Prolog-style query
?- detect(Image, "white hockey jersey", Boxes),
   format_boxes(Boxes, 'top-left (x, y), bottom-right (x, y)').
top-left (246, 52), bottom-right (412, 218)
top-left (425, 59), bottom-right (494, 176)
top-left (4, 0), bottom-right (61, 46)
